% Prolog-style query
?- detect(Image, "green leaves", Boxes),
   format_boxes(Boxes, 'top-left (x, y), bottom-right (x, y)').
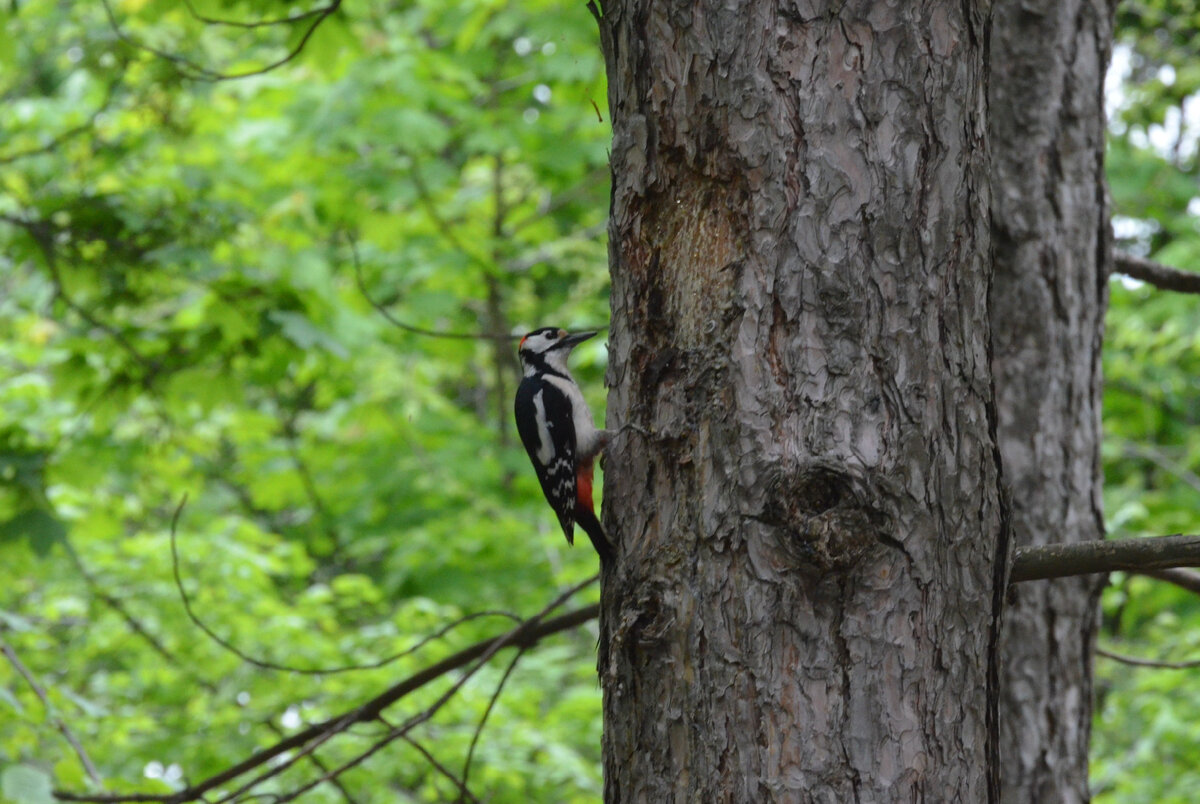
top-left (0, 0), bottom-right (608, 799)
top-left (0, 510), bottom-right (66, 558)
top-left (1097, 4), bottom-right (1200, 800)
top-left (1, 766), bottom-right (54, 804)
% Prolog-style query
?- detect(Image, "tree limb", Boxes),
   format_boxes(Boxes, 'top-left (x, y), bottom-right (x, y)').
top-left (53, 590), bottom-right (599, 803)
top-left (1010, 534), bottom-right (1200, 583)
top-left (219, 578), bottom-right (596, 804)
top-left (170, 494), bottom-right (524, 675)
top-left (262, 720), bottom-right (360, 804)
top-left (400, 735), bottom-right (479, 804)
top-left (460, 647), bottom-right (524, 798)
top-left (100, 0), bottom-right (343, 82)
top-left (0, 636), bottom-right (105, 787)
top-left (1113, 251), bottom-right (1200, 294)
top-left (1096, 647), bottom-right (1200, 670)
top-left (1140, 567), bottom-right (1200, 596)
top-left (180, 0), bottom-right (337, 29)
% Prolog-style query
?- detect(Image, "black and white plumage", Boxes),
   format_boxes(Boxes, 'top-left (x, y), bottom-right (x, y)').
top-left (514, 327), bottom-right (611, 561)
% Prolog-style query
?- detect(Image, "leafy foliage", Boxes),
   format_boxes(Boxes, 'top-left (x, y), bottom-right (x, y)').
top-left (1094, 2), bottom-right (1200, 800)
top-left (1, 1), bottom-right (610, 801)
top-left (4, 0), bottom-right (1200, 801)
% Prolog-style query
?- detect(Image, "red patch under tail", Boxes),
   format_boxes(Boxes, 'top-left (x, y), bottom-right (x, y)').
top-left (576, 459), bottom-right (595, 512)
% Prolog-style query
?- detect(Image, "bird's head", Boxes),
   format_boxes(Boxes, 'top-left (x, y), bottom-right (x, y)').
top-left (517, 327), bottom-right (596, 374)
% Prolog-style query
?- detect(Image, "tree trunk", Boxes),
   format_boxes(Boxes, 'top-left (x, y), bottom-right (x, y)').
top-left (989, 2), bottom-right (1113, 801)
top-left (598, 1), bottom-right (1004, 800)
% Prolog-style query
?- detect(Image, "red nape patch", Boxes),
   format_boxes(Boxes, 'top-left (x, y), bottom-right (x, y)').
top-left (576, 461), bottom-right (595, 512)
top-left (519, 335), bottom-right (527, 349)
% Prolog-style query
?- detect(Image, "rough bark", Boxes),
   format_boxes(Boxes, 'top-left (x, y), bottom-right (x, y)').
top-left (598, 1), bottom-right (1003, 800)
top-left (988, 2), bottom-right (1113, 801)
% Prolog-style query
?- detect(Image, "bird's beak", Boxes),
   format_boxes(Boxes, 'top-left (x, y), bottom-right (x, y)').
top-left (560, 331), bottom-right (597, 349)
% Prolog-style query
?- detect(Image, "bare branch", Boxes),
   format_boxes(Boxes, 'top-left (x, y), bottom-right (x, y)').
top-left (55, 577), bottom-right (600, 803)
top-left (505, 168), bottom-right (609, 236)
top-left (0, 636), bottom-right (105, 787)
top-left (0, 77), bottom-right (123, 165)
top-left (100, 0), bottom-right (343, 82)
top-left (401, 736), bottom-right (479, 804)
top-left (1010, 534), bottom-right (1200, 583)
top-left (1119, 440), bottom-right (1200, 497)
top-left (1113, 250), bottom-right (1200, 294)
top-left (1140, 567), bottom-right (1200, 596)
top-left (262, 720), bottom-right (359, 804)
top-left (347, 236), bottom-right (609, 342)
top-left (210, 710), bottom-right (351, 804)
top-left (267, 721), bottom-right (398, 804)
top-left (242, 580), bottom-right (597, 804)
top-left (405, 157), bottom-right (497, 275)
top-left (181, 0), bottom-right (337, 29)
top-left (277, 386), bottom-right (343, 554)
top-left (346, 234), bottom-right (516, 341)
top-left (169, 495), bottom-right (523, 675)
top-left (1096, 646), bottom-right (1200, 670)
top-left (460, 647), bottom-right (525, 798)
top-left (64, 541), bottom-right (188, 675)
top-left (99, 0), bottom-right (220, 80)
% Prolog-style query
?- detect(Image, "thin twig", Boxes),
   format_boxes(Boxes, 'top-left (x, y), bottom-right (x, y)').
top-left (1140, 567), bottom-right (1200, 596)
top-left (1096, 646), bottom-right (1200, 669)
top-left (100, 0), bottom-right (219, 80)
top-left (101, 0), bottom-right (343, 82)
top-left (278, 388), bottom-right (342, 553)
top-left (267, 721), bottom-right (400, 804)
top-left (504, 222), bottom-right (607, 273)
top-left (406, 158), bottom-right (496, 275)
top-left (6, 213), bottom-right (159, 376)
top-left (270, 580), bottom-right (593, 804)
top-left (262, 721), bottom-right (359, 804)
top-left (64, 541), bottom-right (185, 673)
top-left (505, 168), bottom-right (609, 236)
top-left (0, 636), bottom-right (105, 786)
top-left (1113, 250), bottom-right (1200, 294)
top-left (170, 494), bottom-right (523, 675)
top-left (347, 236), bottom-right (608, 341)
top-left (459, 647), bottom-right (525, 800)
top-left (346, 234), bottom-right (515, 341)
top-left (1119, 440), bottom-right (1200, 498)
top-left (401, 736), bottom-right (479, 804)
top-left (0, 77), bottom-right (124, 165)
top-left (211, 711), bottom-right (355, 804)
top-left (54, 585), bottom-right (600, 802)
top-left (181, 0), bottom-right (336, 29)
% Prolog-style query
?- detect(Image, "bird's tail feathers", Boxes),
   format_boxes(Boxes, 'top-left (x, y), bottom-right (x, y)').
top-left (575, 505), bottom-right (612, 563)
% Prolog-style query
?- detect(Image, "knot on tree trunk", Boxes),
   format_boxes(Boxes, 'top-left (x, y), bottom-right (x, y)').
top-left (762, 463), bottom-right (885, 573)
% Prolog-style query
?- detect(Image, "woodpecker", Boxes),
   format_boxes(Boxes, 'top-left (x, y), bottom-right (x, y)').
top-left (514, 327), bottom-right (612, 561)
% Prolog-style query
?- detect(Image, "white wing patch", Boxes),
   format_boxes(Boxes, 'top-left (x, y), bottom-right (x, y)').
top-left (532, 389), bottom-right (555, 465)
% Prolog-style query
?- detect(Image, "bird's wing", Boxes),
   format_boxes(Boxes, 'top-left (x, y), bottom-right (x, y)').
top-left (514, 377), bottom-right (577, 544)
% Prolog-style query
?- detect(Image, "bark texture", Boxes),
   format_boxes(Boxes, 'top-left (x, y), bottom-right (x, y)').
top-left (989, 2), bottom-right (1114, 801)
top-left (598, 1), bottom-right (1003, 800)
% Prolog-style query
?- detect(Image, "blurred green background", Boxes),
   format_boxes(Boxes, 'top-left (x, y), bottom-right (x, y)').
top-left (0, 1), bottom-right (1198, 801)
